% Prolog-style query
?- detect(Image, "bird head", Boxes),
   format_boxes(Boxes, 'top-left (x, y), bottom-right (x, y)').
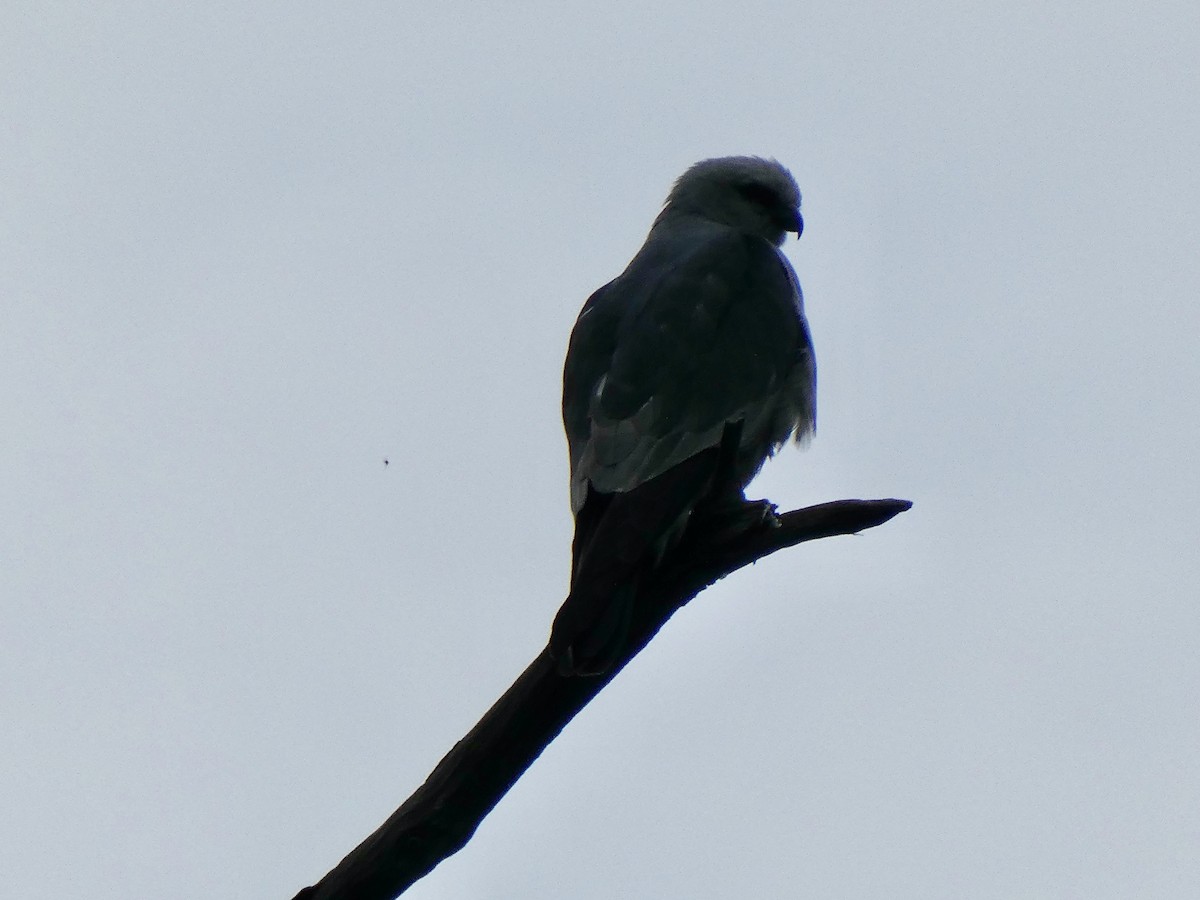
top-left (656, 156), bottom-right (803, 247)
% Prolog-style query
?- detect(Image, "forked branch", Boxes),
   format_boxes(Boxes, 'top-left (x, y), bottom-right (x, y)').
top-left (291, 497), bottom-right (911, 900)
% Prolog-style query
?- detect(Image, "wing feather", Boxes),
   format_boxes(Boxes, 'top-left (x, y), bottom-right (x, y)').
top-left (562, 226), bottom-right (814, 514)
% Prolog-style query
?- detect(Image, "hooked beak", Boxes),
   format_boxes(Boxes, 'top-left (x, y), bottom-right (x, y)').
top-left (788, 208), bottom-right (804, 239)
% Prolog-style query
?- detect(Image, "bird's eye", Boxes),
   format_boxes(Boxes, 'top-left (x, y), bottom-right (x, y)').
top-left (737, 183), bottom-right (778, 208)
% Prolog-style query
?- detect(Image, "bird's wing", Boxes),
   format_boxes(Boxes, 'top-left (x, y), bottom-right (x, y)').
top-left (563, 229), bottom-right (812, 514)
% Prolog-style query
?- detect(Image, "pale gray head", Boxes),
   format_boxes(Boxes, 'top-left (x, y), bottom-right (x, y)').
top-left (656, 156), bottom-right (803, 246)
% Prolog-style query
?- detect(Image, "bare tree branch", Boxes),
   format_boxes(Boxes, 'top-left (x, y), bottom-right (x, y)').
top-left (291, 497), bottom-right (911, 900)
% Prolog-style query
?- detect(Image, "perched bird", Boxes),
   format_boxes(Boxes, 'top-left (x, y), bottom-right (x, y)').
top-left (549, 156), bottom-right (816, 676)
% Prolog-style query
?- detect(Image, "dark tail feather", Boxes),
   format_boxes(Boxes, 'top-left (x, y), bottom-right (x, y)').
top-left (551, 581), bottom-right (635, 677)
top-left (551, 445), bottom-right (724, 677)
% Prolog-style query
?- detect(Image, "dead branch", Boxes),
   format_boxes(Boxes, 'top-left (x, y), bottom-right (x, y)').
top-left (291, 497), bottom-right (911, 900)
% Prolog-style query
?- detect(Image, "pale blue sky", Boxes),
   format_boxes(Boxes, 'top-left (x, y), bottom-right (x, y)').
top-left (3, 3), bottom-right (1198, 898)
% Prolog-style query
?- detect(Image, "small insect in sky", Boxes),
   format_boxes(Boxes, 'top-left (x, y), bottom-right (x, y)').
top-left (383, 458), bottom-right (389, 467)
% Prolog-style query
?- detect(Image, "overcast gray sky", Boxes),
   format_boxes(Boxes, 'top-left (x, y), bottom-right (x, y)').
top-left (4, 2), bottom-right (1199, 898)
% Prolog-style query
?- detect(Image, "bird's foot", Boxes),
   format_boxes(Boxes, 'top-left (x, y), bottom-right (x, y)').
top-left (745, 497), bottom-right (782, 528)
top-left (693, 496), bottom-right (779, 544)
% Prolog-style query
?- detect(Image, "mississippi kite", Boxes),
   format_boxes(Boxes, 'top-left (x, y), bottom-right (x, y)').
top-left (549, 156), bottom-right (816, 676)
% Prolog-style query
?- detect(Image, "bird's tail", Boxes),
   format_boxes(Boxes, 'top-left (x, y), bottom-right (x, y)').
top-left (550, 445), bottom-right (727, 677)
top-left (551, 580), bottom-right (636, 677)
